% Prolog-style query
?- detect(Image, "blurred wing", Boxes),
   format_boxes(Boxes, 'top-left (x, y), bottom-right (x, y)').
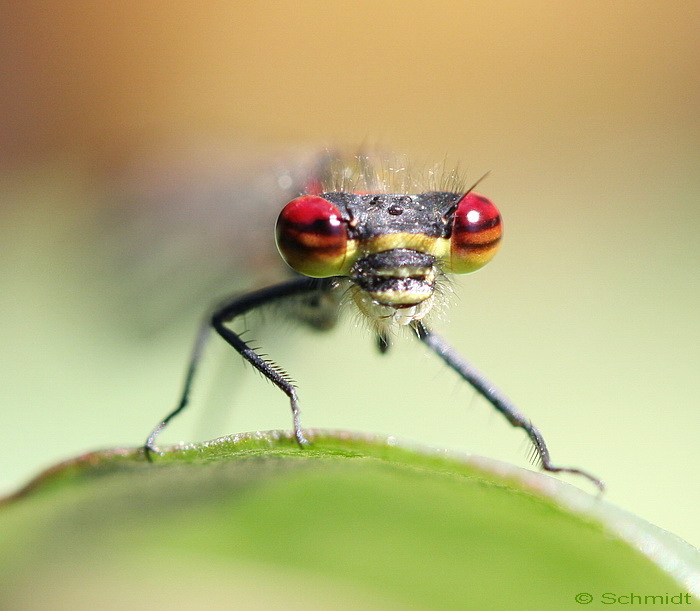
top-left (92, 141), bottom-right (323, 335)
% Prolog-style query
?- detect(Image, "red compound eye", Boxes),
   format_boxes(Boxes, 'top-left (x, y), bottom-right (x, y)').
top-left (275, 195), bottom-right (352, 277)
top-left (448, 192), bottom-right (502, 274)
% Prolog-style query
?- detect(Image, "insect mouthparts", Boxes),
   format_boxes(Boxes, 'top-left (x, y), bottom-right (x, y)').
top-left (351, 250), bottom-right (438, 305)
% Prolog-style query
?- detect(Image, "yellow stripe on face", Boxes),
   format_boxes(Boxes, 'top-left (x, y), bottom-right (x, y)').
top-left (359, 233), bottom-right (451, 258)
top-left (368, 288), bottom-right (434, 305)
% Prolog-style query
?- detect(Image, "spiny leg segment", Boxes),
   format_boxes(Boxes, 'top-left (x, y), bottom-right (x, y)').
top-left (413, 321), bottom-right (604, 492)
top-left (144, 277), bottom-right (332, 458)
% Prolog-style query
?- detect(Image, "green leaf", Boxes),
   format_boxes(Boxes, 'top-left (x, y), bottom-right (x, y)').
top-left (1, 430), bottom-right (697, 609)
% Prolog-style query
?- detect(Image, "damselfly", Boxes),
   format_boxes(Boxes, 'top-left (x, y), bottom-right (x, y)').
top-left (143, 150), bottom-right (603, 491)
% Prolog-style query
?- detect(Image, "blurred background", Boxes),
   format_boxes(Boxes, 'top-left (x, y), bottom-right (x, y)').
top-left (1, 0), bottom-right (698, 548)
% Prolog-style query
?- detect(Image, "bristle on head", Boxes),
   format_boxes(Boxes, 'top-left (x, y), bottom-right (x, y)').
top-left (311, 150), bottom-right (467, 195)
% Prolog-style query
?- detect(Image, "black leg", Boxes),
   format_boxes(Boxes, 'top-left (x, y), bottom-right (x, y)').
top-left (144, 319), bottom-right (212, 459)
top-left (414, 321), bottom-right (604, 492)
top-left (376, 329), bottom-right (391, 354)
top-left (144, 276), bottom-right (334, 459)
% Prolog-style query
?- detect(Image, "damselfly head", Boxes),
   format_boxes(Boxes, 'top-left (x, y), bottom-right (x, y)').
top-left (275, 154), bottom-right (503, 327)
